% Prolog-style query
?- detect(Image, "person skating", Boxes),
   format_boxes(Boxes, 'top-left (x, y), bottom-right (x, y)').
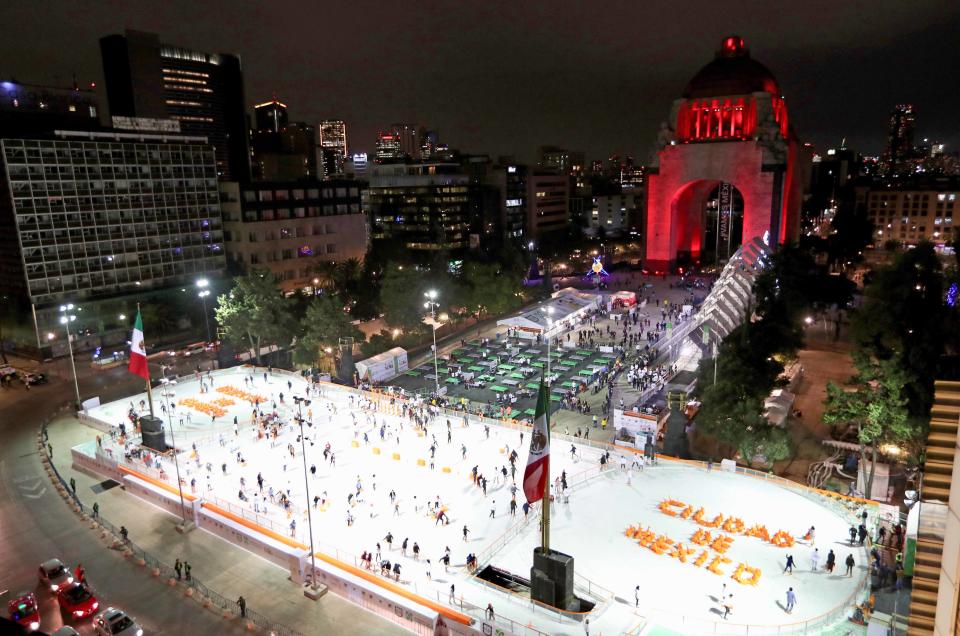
top-left (634, 585), bottom-right (640, 607)
top-left (463, 525), bottom-right (470, 541)
top-left (826, 549), bottom-right (836, 573)
top-left (783, 554), bottom-right (795, 574)
top-left (485, 603), bottom-right (494, 620)
top-left (849, 525), bottom-right (857, 545)
top-left (385, 531), bottom-right (393, 550)
top-left (845, 553), bottom-right (856, 576)
top-left (722, 594), bottom-right (733, 620)
top-left (785, 587), bottom-right (796, 614)
top-left (858, 523), bottom-right (868, 545)
top-left (810, 548), bottom-right (820, 571)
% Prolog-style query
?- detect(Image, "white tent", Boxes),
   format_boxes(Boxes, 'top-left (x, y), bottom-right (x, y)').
top-left (764, 388), bottom-right (796, 427)
top-left (356, 347), bottom-right (408, 383)
top-left (497, 288), bottom-right (600, 339)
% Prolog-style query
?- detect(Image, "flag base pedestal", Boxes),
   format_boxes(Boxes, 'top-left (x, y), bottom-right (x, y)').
top-left (140, 415), bottom-right (167, 452)
top-left (530, 547), bottom-right (575, 610)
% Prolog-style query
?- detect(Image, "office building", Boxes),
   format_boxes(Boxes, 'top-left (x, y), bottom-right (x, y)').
top-left (250, 100), bottom-right (316, 181)
top-left (0, 80), bottom-right (101, 135)
top-left (589, 193), bottom-right (644, 238)
top-left (375, 132), bottom-right (403, 164)
top-left (0, 129), bottom-right (225, 345)
top-left (391, 123), bottom-right (421, 159)
top-left (220, 180), bottom-right (367, 293)
top-left (100, 29), bottom-right (250, 180)
top-left (367, 163), bottom-right (471, 253)
top-left (856, 179), bottom-right (960, 247)
top-left (526, 172), bottom-right (570, 237)
top-left (254, 99), bottom-right (288, 133)
top-left (318, 119), bottom-right (348, 177)
top-left (344, 153), bottom-right (369, 180)
top-left (881, 104), bottom-right (916, 177)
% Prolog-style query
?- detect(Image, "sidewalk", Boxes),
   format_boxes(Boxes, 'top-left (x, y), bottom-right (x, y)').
top-left (49, 414), bottom-right (406, 636)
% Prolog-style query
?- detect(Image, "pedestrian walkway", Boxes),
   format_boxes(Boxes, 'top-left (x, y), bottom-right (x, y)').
top-left (50, 413), bottom-right (407, 636)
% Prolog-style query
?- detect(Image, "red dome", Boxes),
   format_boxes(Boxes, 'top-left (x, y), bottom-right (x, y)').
top-left (682, 36), bottom-right (780, 99)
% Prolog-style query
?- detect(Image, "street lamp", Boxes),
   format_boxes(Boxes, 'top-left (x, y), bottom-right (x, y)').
top-left (293, 396), bottom-right (321, 598)
top-left (545, 306), bottom-right (555, 384)
top-left (158, 378), bottom-right (190, 531)
top-left (196, 279), bottom-right (212, 343)
top-left (59, 304), bottom-right (81, 408)
top-left (424, 290), bottom-right (441, 394)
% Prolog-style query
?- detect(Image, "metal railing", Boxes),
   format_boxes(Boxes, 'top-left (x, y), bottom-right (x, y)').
top-left (39, 410), bottom-right (305, 636)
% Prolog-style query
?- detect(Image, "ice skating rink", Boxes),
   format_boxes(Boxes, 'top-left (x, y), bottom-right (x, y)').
top-left (86, 368), bottom-right (870, 634)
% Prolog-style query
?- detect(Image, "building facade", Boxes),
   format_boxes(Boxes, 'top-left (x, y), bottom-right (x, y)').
top-left (526, 172), bottom-right (570, 237)
top-left (220, 180), bottom-right (367, 293)
top-left (856, 180), bottom-right (960, 247)
top-left (100, 29), bottom-right (250, 180)
top-left (0, 80), bottom-right (101, 136)
top-left (644, 36), bottom-right (810, 271)
top-left (318, 120), bottom-right (348, 177)
top-left (589, 193), bottom-right (644, 237)
top-left (367, 163), bottom-right (471, 253)
top-left (0, 130), bottom-right (225, 343)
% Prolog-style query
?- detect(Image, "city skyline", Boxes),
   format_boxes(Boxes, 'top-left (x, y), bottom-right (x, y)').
top-left (0, 1), bottom-right (957, 162)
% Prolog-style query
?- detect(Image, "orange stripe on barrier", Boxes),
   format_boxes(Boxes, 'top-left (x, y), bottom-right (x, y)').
top-left (200, 501), bottom-right (308, 551)
top-left (311, 551), bottom-right (473, 625)
top-left (118, 465), bottom-right (197, 502)
top-left (199, 501), bottom-right (471, 624)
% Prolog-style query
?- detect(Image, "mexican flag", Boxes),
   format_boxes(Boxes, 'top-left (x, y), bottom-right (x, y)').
top-left (128, 310), bottom-right (149, 380)
top-left (523, 378), bottom-right (551, 503)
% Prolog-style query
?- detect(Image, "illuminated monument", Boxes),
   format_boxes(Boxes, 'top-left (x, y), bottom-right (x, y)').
top-left (645, 36), bottom-right (811, 271)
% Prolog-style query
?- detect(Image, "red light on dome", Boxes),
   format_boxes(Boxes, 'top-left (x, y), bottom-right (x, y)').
top-left (723, 37), bottom-right (743, 54)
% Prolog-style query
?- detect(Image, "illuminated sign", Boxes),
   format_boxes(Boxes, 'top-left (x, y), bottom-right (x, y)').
top-left (506, 199), bottom-right (522, 207)
top-left (112, 116), bottom-right (181, 132)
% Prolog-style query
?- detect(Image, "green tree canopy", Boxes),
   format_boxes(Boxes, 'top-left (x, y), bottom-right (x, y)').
top-left (214, 269), bottom-right (295, 364)
top-left (454, 262), bottom-right (524, 321)
top-left (294, 295), bottom-right (362, 366)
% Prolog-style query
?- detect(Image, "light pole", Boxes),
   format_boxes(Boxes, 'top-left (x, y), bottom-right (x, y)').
top-left (59, 304), bottom-right (81, 408)
top-left (159, 378), bottom-right (191, 531)
top-left (293, 396), bottom-right (321, 598)
top-left (424, 290), bottom-right (440, 395)
top-left (196, 279), bottom-right (212, 343)
top-left (545, 306), bottom-right (555, 384)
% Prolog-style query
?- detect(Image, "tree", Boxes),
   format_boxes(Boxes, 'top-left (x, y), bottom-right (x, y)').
top-left (294, 295), bottom-right (362, 367)
top-left (826, 194), bottom-right (873, 268)
top-left (823, 359), bottom-right (913, 496)
top-left (455, 262), bottom-right (524, 322)
top-left (215, 269), bottom-right (295, 365)
top-left (379, 266), bottom-right (431, 332)
top-left (849, 242), bottom-right (954, 419)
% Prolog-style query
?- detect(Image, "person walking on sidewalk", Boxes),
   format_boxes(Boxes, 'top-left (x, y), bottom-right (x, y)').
top-left (785, 587), bottom-right (796, 614)
top-left (236, 596), bottom-right (246, 618)
top-left (184, 561), bottom-right (192, 581)
top-left (174, 559), bottom-right (183, 580)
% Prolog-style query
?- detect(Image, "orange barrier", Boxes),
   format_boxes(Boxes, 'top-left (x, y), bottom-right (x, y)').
top-left (119, 465), bottom-right (197, 502)
top-left (201, 501), bottom-right (308, 551)
top-left (311, 551), bottom-right (472, 625)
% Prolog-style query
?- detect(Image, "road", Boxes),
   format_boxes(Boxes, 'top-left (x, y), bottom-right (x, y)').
top-left (0, 357), bottom-right (403, 636)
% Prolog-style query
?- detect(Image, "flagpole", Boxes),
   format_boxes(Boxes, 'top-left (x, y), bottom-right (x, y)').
top-left (138, 303), bottom-right (155, 418)
top-left (541, 379), bottom-right (551, 553)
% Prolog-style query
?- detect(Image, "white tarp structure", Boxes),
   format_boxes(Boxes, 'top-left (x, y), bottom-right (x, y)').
top-left (497, 287), bottom-right (600, 339)
top-left (355, 347), bottom-right (408, 382)
top-left (764, 388), bottom-right (796, 427)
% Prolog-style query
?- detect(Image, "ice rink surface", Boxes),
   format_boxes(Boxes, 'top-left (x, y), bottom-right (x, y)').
top-left (87, 368), bottom-right (869, 634)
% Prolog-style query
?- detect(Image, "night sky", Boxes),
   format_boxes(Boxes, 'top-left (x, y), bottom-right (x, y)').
top-left (2, 1), bottom-right (958, 163)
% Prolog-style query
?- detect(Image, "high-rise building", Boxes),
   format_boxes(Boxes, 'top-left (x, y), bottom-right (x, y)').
top-left (250, 99), bottom-right (316, 181)
top-left (390, 123), bottom-right (421, 159)
top-left (367, 163), bottom-right (471, 253)
top-left (375, 132), bottom-right (403, 164)
top-left (254, 99), bottom-right (288, 133)
top-left (0, 129), bottom-right (225, 346)
top-left (220, 179), bottom-right (367, 293)
top-left (539, 146), bottom-right (584, 178)
top-left (99, 29), bottom-right (250, 180)
top-left (344, 153), bottom-right (369, 180)
top-left (881, 104), bottom-right (916, 177)
top-left (420, 130), bottom-right (440, 161)
top-left (527, 172), bottom-right (570, 237)
top-left (0, 80), bottom-right (101, 135)
top-left (857, 180), bottom-right (959, 247)
top-left (318, 120), bottom-right (348, 177)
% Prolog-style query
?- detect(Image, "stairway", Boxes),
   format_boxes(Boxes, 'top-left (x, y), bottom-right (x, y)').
top-left (907, 380), bottom-right (960, 635)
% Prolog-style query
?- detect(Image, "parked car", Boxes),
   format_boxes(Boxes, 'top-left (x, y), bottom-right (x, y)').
top-left (57, 581), bottom-right (100, 618)
top-left (93, 607), bottom-right (143, 636)
top-left (38, 558), bottom-right (74, 591)
top-left (52, 627), bottom-right (82, 636)
top-left (8, 592), bottom-right (40, 631)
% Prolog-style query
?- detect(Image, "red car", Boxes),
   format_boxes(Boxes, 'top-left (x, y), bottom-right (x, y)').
top-left (8, 592), bottom-right (40, 631)
top-left (57, 581), bottom-right (100, 619)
